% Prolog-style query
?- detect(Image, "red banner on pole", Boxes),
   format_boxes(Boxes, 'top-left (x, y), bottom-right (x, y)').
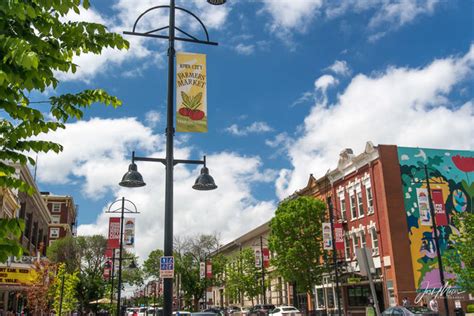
top-left (431, 189), bottom-right (448, 226)
top-left (206, 261), bottom-right (212, 279)
top-left (262, 248), bottom-right (270, 268)
top-left (334, 223), bottom-right (345, 251)
top-left (106, 217), bottom-right (121, 258)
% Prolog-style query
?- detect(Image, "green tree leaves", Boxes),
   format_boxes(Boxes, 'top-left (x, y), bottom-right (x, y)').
top-left (52, 263), bottom-right (80, 314)
top-left (269, 196), bottom-right (327, 293)
top-left (0, 0), bottom-right (129, 195)
top-left (445, 211), bottom-right (474, 294)
top-left (0, 218), bottom-right (25, 262)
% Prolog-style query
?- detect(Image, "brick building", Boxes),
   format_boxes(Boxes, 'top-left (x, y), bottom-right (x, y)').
top-left (41, 193), bottom-right (78, 245)
top-left (212, 142), bottom-right (473, 315)
top-left (0, 164), bottom-right (51, 313)
top-left (296, 142), bottom-right (473, 315)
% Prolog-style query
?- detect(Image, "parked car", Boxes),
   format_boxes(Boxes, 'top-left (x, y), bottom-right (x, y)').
top-left (268, 306), bottom-right (301, 316)
top-left (173, 311), bottom-right (191, 316)
top-left (204, 307), bottom-right (226, 316)
top-left (227, 306), bottom-right (250, 316)
top-left (382, 306), bottom-right (439, 315)
top-left (249, 304), bottom-right (276, 316)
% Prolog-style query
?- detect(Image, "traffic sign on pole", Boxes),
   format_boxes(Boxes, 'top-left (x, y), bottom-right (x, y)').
top-left (160, 256), bottom-right (174, 278)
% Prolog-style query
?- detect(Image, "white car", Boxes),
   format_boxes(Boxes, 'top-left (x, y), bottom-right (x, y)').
top-left (268, 306), bottom-right (301, 316)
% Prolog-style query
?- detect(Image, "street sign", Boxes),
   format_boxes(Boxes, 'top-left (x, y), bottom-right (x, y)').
top-left (160, 256), bottom-right (174, 279)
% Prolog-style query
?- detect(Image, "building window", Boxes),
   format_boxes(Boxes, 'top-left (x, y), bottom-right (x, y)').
top-left (366, 186), bottom-right (374, 214)
top-left (347, 285), bottom-right (371, 307)
top-left (50, 228), bottom-right (60, 238)
top-left (360, 231), bottom-right (366, 249)
top-left (350, 194), bottom-right (357, 220)
top-left (52, 203), bottom-right (61, 213)
top-left (352, 234), bottom-right (359, 257)
top-left (51, 215), bottom-right (60, 224)
top-left (344, 235), bottom-right (351, 260)
top-left (339, 196), bottom-right (347, 221)
top-left (370, 227), bottom-right (379, 255)
top-left (357, 191), bottom-right (364, 217)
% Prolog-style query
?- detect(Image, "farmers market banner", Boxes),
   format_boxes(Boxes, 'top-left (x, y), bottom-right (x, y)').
top-left (176, 52), bottom-right (207, 132)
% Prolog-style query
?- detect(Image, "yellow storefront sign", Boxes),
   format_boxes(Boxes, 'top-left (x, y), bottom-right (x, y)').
top-left (176, 52), bottom-right (207, 133)
top-left (0, 266), bottom-right (37, 285)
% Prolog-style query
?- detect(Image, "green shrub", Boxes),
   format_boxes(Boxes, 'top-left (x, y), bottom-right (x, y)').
top-left (467, 304), bottom-right (474, 313)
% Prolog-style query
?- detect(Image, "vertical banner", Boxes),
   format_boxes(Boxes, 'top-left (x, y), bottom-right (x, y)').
top-left (124, 218), bottom-right (135, 248)
top-left (334, 223), bottom-right (345, 251)
top-left (254, 248), bottom-right (262, 268)
top-left (176, 52), bottom-right (207, 133)
top-left (206, 261), bottom-right (213, 279)
top-left (322, 223), bottom-right (333, 250)
top-left (106, 217), bottom-right (121, 258)
top-left (262, 248), bottom-right (270, 268)
top-left (416, 188), bottom-right (431, 226)
top-left (199, 262), bottom-right (205, 279)
top-left (431, 189), bottom-right (448, 226)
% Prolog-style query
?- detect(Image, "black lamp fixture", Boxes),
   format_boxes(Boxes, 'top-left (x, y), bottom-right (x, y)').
top-left (119, 152), bottom-right (217, 191)
top-left (128, 260), bottom-right (138, 270)
top-left (119, 162), bottom-right (146, 188)
top-left (193, 156), bottom-right (217, 191)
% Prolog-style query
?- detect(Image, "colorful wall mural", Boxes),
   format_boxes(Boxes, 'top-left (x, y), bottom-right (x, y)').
top-left (397, 147), bottom-right (473, 291)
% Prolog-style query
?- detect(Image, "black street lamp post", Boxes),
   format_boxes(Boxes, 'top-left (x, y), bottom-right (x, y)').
top-left (106, 198), bottom-right (139, 316)
top-left (120, 2), bottom-right (222, 316)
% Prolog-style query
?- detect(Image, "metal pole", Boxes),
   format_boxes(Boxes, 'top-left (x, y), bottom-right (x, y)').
top-left (59, 271), bottom-right (65, 315)
top-left (204, 256), bottom-right (208, 310)
top-left (116, 197), bottom-right (126, 316)
top-left (327, 197), bottom-right (342, 316)
top-left (424, 165), bottom-right (449, 316)
top-left (111, 250), bottom-right (116, 313)
top-left (163, 1), bottom-right (176, 316)
top-left (260, 236), bottom-right (266, 304)
top-left (362, 248), bottom-right (381, 316)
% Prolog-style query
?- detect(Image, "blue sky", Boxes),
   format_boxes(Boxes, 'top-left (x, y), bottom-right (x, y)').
top-left (33, 0), bottom-right (473, 261)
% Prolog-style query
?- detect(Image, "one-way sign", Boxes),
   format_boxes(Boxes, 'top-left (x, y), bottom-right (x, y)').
top-left (160, 256), bottom-right (174, 278)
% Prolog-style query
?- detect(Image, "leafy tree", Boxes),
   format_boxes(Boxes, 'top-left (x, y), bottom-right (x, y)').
top-left (25, 259), bottom-right (55, 314)
top-left (47, 235), bottom-right (81, 272)
top-left (269, 196), bottom-right (327, 293)
top-left (445, 211), bottom-right (474, 294)
top-left (52, 263), bottom-right (80, 314)
top-left (173, 234), bottom-right (226, 310)
top-left (225, 247), bottom-right (261, 306)
top-left (0, 0), bottom-right (128, 259)
top-left (0, 218), bottom-right (25, 262)
top-left (75, 235), bottom-right (108, 312)
top-left (143, 248), bottom-right (164, 279)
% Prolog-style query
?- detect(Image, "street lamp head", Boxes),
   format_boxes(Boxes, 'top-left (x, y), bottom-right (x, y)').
top-left (119, 162), bottom-right (146, 188)
top-left (192, 166), bottom-right (217, 191)
top-left (207, 0), bottom-right (226, 5)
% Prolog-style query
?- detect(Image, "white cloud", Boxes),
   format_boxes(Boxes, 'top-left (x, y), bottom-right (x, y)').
top-left (324, 0), bottom-right (441, 41)
top-left (56, 0), bottom-right (232, 82)
top-left (369, 0), bottom-right (439, 29)
top-left (36, 117), bottom-right (275, 261)
top-left (35, 117), bottom-right (159, 197)
top-left (260, 0), bottom-right (323, 43)
top-left (326, 60), bottom-right (351, 77)
top-left (145, 110), bottom-right (161, 128)
top-left (275, 45), bottom-right (474, 198)
top-left (314, 74), bottom-right (339, 93)
top-left (226, 121), bottom-right (274, 136)
top-left (235, 43), bottom-right (255, 55)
